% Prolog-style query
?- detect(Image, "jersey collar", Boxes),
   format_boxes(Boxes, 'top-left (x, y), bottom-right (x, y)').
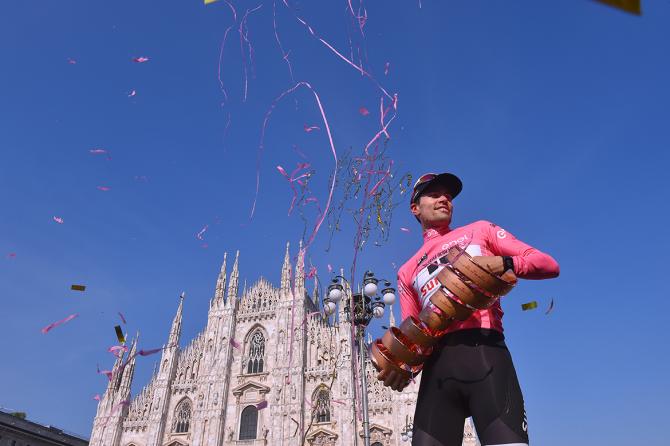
top-left (422, 225), bottom-right (451, 242)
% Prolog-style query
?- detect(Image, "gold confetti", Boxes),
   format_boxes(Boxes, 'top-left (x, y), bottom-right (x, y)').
top-left (521, 301), bottom-right (538, 311)
top-left (114, 325), bottom-right (126, 343)
top-left (70, 284), bottom-right (86, 291)
top-left (595, 0), bottom-right (641, 15)
top-left (204, 0), bottom-right (218, 4)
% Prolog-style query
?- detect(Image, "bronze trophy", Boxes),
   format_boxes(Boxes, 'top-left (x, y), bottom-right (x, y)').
top-left (370, 246), bottom-right (517, 390)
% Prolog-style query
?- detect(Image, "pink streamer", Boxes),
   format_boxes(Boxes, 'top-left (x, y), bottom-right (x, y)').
top-left (118, 312), bottom-right (127, 324)
top-left (128, 90), bottom-right (137, 97)
top-left (545, 298), bottom-right (555, 315)
top-left (96, 186), bottom-right (111, 192)
top-left (41, 313), bottom-right (78, 334)
top-left (7, 253), bottom-right (16, 258)
top-left (359, 106), bottom-right (370, 116)
top-left (132, 57), bottom-right (149, 63)
top-left (67, 58), bottom-right (77, 65)
top-left (384, 61), bottom-right (390, 75)
top-left (304, 124), bottom-right (320, 132)
top-left (400, 227), bottom-right (410, 233)
top-left (327, 264), bottom-right (333, 273)
top-left (89, 148), bottom-right (108, 155)
top-left (93, 394), bottom-right (101, 401)
top-left (138, 347), bottom-right (163, 356)
top-left (53, 216), bottom-right (64, 224)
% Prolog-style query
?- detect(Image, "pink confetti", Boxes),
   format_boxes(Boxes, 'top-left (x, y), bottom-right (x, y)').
top-left (67, 58), bottom-right (77, 65)
top-left (89, 148), bottom-right (108, 155)
top-left (256, 400), bottom-right (268, 410)
top-left (303, 124), bottom-right (320, 133)
top-left (196, 225), bottom-right (208, 241)
top-left (96, 186), bottom-right (111, 192)
top-left (132, 57), bottom-right (149, 63)
top-left (53, 216), bottom-right (64, 224)
top-left (400, 227), bottom-right (410, 233)
top-left (128, 90), bottom-right (137, 97)
top-left (384, 62), bottom-right (390, 76)
top-left (391, 262), bottom-right (397, 269)
top-left (306, 266), bottom-right (317, 279)
top-left (41, 313), bottom-right (79, 334)
top-left (359, 106), bottom-right (370, 116)
top-left (118, 312), bottom-right (127, 324)
top-left (327, 264), bottom-right (333, 273)
top-left (93, 394), bottom-right (101, 401)
top-left (7, 253), bottom-right (16, 259)
top-left (230, 338), bottom-right (241, 349)
top-left (108, 345), bottom-right (129, 358)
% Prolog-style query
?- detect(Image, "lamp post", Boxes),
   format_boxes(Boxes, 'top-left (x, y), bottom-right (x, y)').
top-left (322, 271), bottom-right (396, 446)
top-left (400, 415), bottom-right (414, 442)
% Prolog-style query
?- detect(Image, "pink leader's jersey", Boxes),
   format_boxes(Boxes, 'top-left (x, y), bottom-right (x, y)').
top-left (397, 220), bottom-right (560, 334)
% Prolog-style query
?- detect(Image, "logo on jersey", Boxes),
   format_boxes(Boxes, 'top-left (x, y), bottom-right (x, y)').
top-left (522, 409), bottom-right (528, 432)
top-left (417, 252), bottom-right (428, 266)
top-left (497, 229), bottom-right (507, 239)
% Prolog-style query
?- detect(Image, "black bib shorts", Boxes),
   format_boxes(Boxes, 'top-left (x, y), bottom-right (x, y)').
top-left (412, 329), bottom-right (529, 446)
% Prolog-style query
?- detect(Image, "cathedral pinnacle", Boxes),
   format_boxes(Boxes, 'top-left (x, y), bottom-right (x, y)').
top-left (281, 242), bottom-right (291, 295)
top-left (227, 250), bottom-right (240, 304)
top-left (215, 252), bottom-right (228, 302)
top-left (168, 293), bottom-right (184, 347)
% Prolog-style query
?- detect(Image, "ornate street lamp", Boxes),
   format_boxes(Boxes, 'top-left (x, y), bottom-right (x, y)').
top-left (322, 271), bottom-right (396, 446)
top-left (400, 415), bottom-right (414, 442)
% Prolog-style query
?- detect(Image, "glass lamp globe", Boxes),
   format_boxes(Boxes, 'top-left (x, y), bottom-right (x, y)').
top-left (324, 301), bottom-right (336, 315)
top-left (382, 289), bottom-right (396, 305)
top-left (328, 286), bottom-right (343, 302)
top-left (407, 430), bottom-right (413, 439)
top-left (372, 305), bottom-right (384, 318)
top-left (363, 281), bottom-right (378, 297)
top-left (401, 433), bottom-right (408, 442)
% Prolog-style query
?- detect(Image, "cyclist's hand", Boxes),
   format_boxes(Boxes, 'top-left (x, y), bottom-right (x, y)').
top-left (472, 256), bottom-right (504, 275)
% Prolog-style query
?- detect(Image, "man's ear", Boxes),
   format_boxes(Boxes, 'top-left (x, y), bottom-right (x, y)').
top-left (410, 201), bottom-right (420, 218)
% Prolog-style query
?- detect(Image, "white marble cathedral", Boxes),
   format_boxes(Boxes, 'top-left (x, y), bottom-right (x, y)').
top-left (89, 242), bottom-right (479, 446)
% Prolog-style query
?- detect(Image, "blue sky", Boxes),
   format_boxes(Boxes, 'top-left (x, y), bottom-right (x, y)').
top-left (1, 1), bottom-right (669, 444)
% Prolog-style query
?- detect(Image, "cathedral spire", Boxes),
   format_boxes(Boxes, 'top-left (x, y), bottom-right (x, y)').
top-left (312, 276), bottom-right (319, 306)
top-left (168, 292), bottom-right (184, 348)
top-left (281, 242), bottom-right (291, 295)
top-left (294, 240), bottom-right (305, 295)
top-left (119, 332), bottom-right (139, 396)
top-left (226, 251), bottom-right (240, 305)
top-left (214, 252), bottom-right (228, 303)
top-left (389, 304), bottom-right (396, 327)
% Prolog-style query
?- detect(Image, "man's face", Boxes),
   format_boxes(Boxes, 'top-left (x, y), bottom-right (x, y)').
top-left (410, 183), bottom-right (453, 229)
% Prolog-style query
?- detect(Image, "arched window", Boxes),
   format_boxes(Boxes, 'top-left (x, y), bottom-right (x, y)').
top-left (314, 388), bottom-right (330, 423)
top-left (247, 331), bottom-right (265, 374)
top-left (239, 405), bottom-right (258, 440)
top-left (173, 399), bottom-right (192, 433)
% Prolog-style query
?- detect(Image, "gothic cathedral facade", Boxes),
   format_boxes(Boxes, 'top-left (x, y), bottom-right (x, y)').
top-left (89, 243), bottom-right (479, 446)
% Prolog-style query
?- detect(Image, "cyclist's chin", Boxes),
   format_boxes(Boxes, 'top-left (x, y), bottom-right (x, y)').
top-left (425, 213), bottom-right (451, 226)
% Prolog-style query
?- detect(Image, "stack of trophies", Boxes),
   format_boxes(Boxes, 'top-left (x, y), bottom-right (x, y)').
top-left (370, 246), bottom-right (518, 390)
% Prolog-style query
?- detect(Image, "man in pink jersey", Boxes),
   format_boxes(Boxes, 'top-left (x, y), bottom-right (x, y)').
top-left (395, 172), bottom-right (559, 446)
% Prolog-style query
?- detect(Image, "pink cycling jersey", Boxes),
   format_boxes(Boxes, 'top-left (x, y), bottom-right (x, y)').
top-left (397, 220), bottom-right (560, 333)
